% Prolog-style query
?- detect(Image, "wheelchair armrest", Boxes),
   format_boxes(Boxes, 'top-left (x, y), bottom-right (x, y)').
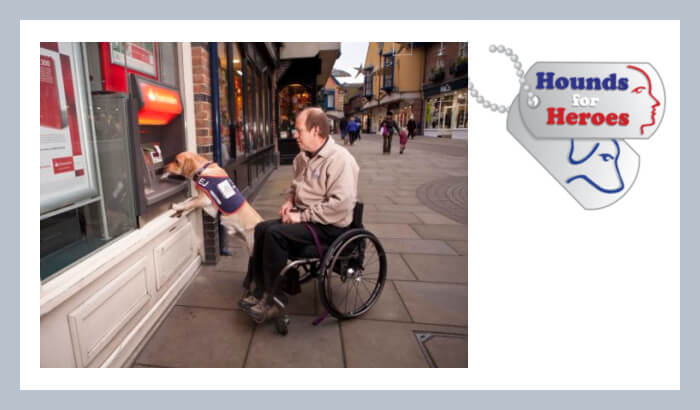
top-left (351, 201), bottom-right (364, 229)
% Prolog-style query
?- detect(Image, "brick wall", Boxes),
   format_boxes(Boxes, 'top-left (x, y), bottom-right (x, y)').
top-left (191, 43), bottom-right (219, 265)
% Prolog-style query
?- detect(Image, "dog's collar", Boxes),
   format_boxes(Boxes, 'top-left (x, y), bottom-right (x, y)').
top-left (192, 162), bottom-right (213, 181)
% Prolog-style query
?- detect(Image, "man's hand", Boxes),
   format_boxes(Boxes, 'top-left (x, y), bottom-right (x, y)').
top-left (282, 211), bottom-right (301, 224)
top-left (278, 199), bottom-right (294, 218)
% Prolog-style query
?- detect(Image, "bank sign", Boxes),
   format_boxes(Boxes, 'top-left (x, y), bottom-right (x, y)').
top-left (507, 62), bottom-right (665, 210)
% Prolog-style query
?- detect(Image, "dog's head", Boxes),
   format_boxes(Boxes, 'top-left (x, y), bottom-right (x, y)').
top-left (162, 152), bottom-right (207, 180)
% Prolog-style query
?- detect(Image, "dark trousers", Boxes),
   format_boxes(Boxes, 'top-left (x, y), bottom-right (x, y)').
top-left (243, 219), bottom-right (347, 304)
top-left (382, 134), bottom-right (393, 153)
top-left (408, 129), bottom-right (415, 139)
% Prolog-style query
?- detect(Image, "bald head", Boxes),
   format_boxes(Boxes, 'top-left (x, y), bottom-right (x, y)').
top-left (299, 107), bottom-right (330, 139)
top-left (295, 107), bottom-right (330, 153)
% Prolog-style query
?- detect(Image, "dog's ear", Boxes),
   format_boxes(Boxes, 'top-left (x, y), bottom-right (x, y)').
top-left (181, 154), bottom-right (197, 178)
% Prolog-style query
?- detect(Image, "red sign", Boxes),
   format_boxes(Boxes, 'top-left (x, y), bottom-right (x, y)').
top-left (52, 157), bottom-right (75, 174)
top-left (40, 55), bottom-right (62, 129)
top-left (60, 54), bottom-right (82, 156)
top-left (137, 81), bottom-right (182, 125)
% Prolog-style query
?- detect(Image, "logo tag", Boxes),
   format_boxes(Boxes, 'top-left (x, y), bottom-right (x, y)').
top-left (519, 62), bottom-right (665, 140)
top-left (507, 96), bottom-right (640, 210)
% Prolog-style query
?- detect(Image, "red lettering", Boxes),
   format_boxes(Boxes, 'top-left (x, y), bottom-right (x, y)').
top-left (606, 113), bottom-right (618, 125)
top-left (579, 112), bottom-right (591, 125)
top-left (592, 113), bottom-right (605, 125)
top-left (547, 107), bottom-right (566, 125)
top-left (566, 112), bottom-right (578, 125)
top-left (619, 113), bottom-right (630, 126)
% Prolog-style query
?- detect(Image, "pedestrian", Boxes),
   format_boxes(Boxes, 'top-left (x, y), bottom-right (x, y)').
top-left (379, 111), bottom-right (400, 154)
top-left (407, 115), bottom-right (417, 139)
top-left (347, 118), bottom-right (358, 145)
top-left (340, 116), bottom-right (348, 145)
top-left (399, 127), bottom-right (409, 154)
top-left (355, 117), bottom-right (362, 140)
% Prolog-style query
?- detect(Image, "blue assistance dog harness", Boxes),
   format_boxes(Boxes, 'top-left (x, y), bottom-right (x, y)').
top-left (193, 162), bottom-right (246, 215)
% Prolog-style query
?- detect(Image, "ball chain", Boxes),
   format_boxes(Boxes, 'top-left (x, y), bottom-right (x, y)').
top-left (467, 45), bottom-right (539, 114)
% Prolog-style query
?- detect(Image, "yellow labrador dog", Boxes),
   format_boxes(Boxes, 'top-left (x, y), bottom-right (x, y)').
top-left (161, 152), bottom-right (263, 255)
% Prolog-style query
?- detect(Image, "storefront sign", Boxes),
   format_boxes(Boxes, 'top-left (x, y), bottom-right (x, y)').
top-left (110, 42), bottom-right (158, 77)
top-left (135, 79), bottom-right (183, 125)
top-left (423, 77), bottom-right (468, 98)
top-left (41, 43), bottom-right (98, 215)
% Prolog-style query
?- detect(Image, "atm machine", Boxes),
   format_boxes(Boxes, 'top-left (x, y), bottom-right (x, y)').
top-left (127, 74), bottom-right (188, 224)
top-left (87, 43), bottom-right (188, 227)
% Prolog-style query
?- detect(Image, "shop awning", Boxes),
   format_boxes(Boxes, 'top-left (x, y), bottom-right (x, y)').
top-left (325, 110), bottom-right (345, 120)
top-left (361, 92), bottom-right (421, 111)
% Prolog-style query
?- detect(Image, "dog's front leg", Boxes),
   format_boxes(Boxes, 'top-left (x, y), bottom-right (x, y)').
top-left (171, 194), bottom-right (210, 217)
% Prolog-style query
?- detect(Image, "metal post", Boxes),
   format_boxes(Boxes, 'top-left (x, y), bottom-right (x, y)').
top-left (209, 43), bottom-right (228, 255)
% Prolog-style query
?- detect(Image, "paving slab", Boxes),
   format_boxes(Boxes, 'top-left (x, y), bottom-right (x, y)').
top-left (414, 212), bottom-right (462, 225)
top-left (135, 306), bottom-right (253, 368)
top-left (447, 240), bottom-right (468, 255)
top-left (410, 224), bottom-right (467, 241)
top-left (422, 333), bottom-right (468, 368)
top-left (176, 268), bottom-right (245, 310)
top-left (380, 238), bottom-right (457, 255)
top-left (394, 281), bottom-right (467, 327)
top-left (357, 195), bottom-right (397, 205)
top-left (364, 211), bottom-right (422, 224)
top-left (245, 315), bottom-right (343, 368)
top-left (375, 204), bottom-right (434, 213)
top-left (364, 223), bottom-right (420, 239)
top-left (402, 254), bottom-right (467, 283)
top-left (385, 253), bottom-right (418, 281)
top-left (216, 254), bottom-right (251, 273)
top-left (341, 319), bottom-right (467, 368)
top-left (357, 280), bottom-right (412, 322)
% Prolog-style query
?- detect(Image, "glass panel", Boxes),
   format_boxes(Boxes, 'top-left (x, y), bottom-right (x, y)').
top-left (217, 43), bottom-right (231, 163)
top-left (245, 61), bottom-right (253, 153)
top-left (428, 98), bottom-right (440, 129)
top-left (440, 95), bottom-right (454, 129)
top-left (254, 69), bottom-right (261, 150)
top-left (41, 42), bottom-right (139, 281)
top-left (456, 92), bottom-right (467, 128)
top-left (232, 45), bottom-right (244, 157)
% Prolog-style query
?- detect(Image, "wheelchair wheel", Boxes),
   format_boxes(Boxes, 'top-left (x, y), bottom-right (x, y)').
top-left (319, 230), bottom-right (387, 320)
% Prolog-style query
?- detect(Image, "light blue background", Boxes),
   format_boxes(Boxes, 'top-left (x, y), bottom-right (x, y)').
top-left (4, 2), bottom-right (694, 408)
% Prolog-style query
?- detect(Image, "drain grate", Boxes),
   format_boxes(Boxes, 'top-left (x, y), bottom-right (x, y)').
top-left (414, 331), bottom-right (467, 368)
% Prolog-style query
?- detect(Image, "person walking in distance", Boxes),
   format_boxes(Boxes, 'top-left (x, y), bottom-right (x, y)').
top-left (407, 115), bottom-right (417, 140)
top-left (339, 116), bottom-right (348, 145)
top-left (380, 111), bottom-right (400, 154)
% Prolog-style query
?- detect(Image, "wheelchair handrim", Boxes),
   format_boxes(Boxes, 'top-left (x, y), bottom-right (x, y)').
top-left (319, 232), bottom-right (387, 319)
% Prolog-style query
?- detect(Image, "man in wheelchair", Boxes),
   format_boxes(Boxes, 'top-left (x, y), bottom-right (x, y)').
top-left (240, 107), bottom-right (360, 323)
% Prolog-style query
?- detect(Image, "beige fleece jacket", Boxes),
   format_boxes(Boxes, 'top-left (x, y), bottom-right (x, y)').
top-left (285, 136), bottom-right (360, 227)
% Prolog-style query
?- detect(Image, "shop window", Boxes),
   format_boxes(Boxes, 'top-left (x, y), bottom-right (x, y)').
top-left (232, 44), bottom-right (244, 158)
top-left (278, 84), bottom-right (311, 139)
top-left (459, 42), bottom-right (468, 58)
top-left (41, 42), bottom-right (186, 280)
top-left (244, 61), bottom-right (254, 153)
top-left (382, 54), bottom-right (394, 90)
top-left (217, 42), bottom-right (231, 163)
top-left (326, 90), bottom-right (335, 110)
top-left (456, 92), bottom-right (467, 128)
top-left (363, 71), bottom-right (373, 97)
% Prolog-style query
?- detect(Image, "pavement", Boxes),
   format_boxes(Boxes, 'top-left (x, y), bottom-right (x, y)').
top-left (132, 133), bottom-right (467, 368)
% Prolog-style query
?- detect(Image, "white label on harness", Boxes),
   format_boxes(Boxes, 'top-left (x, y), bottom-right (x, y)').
top-left (217, 180), bottom-right (236, 199)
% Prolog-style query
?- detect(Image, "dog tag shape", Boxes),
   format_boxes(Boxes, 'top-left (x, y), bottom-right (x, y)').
top-left (519, 62), bottom-right (665, 140)
top-left (507, 97), bottom-right (640, 210)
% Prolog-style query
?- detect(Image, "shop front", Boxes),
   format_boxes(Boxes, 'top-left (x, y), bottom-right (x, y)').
top-left (276, 43), bottom-right (340, 164)
top-left (422, 78), bottom-right (468, 139)
top-left (40, 42), bottom-right (202, 367)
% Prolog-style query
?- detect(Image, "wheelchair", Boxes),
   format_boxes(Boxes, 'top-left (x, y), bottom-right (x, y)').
top-left (266, 202), bottom-right (387, 335)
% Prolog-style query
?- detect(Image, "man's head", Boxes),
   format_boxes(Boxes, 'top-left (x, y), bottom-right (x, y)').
top-left (386, 111), bottom-right (393, 120)
top-left (295, 107), bottom-right (330, 152)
